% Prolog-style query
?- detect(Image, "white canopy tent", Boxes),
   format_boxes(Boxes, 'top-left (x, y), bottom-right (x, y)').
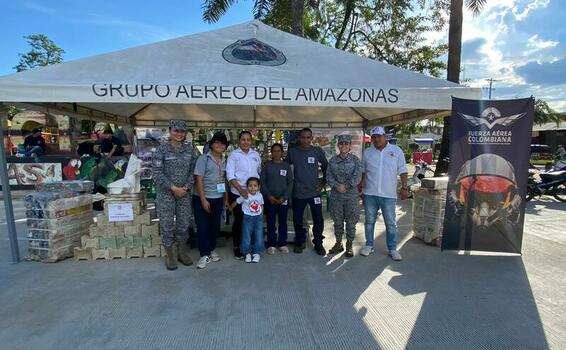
top-left (0, 20), bottom-right (480, 262)
top-left (0, 20), bottom-right (480, 128)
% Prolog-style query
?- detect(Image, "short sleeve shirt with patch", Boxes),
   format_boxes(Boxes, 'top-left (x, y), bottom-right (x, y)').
top-left (362, 143), bottom-right (408, 199)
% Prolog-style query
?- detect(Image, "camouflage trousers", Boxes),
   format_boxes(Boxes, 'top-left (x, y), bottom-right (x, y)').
top-left (156, 192), bottom-right (192, 248)
top-left (329, 194), bottom-right (360, 242)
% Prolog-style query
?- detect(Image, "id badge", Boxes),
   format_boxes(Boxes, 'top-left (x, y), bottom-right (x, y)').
top-left (282, 200), bottom-right (288, 206)
top-left (308, 157), bottom-right (315, 164)
top-left (216, 181), bottom-right (226, 193)
top-left (314, 197), bottom-right (321, 205)
top-left (280, 169), bottom-right (287, 176)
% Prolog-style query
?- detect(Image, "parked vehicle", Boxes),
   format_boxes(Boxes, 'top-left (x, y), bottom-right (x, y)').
top-left (526, 167), bottom-right (566, 202)
top-left (530, 144), bottom-right (553, 165)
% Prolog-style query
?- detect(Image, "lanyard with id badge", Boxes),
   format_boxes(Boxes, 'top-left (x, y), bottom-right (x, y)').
top-left (206, 155), bottom-right (226, 193)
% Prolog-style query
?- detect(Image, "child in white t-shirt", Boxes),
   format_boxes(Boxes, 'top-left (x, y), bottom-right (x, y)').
top-left (229, 177), bottom-right (264, 263)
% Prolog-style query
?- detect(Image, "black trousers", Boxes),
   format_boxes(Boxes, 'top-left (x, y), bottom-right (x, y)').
top-left (228, 192), bottom-right (243, 249)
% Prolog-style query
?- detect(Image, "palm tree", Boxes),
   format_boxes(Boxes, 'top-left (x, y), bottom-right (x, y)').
top-left (202, 0), bottom-right (305, 37)
top-left (435, 0), bottom-right (487, 175)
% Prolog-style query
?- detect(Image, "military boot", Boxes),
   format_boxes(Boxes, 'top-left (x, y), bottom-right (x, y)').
top-left (345, 240), bottom-right (354, 258)
top-left (164, 246), bottom-right (178, 270)
top-left (329, 241), bottom-right (344, 254)
top-left (177, 243), bottom-right (194, 266)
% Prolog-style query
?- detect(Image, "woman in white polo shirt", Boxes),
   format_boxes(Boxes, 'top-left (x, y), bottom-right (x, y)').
top-left (226, 130), bottom-right (262, 259)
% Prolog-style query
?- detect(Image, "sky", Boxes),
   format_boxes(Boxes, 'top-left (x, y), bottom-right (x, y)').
top-left (1, 0), bottom-right (564, 111)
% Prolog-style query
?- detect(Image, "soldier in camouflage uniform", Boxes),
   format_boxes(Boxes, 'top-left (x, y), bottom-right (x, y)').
top-left (326, 135), bottom-right (362, 257)
top-left (152, 120), bottom-right (197, 270)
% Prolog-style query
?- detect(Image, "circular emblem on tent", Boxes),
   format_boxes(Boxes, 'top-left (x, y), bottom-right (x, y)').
top-left (222, 38), bottom-right (286, 66)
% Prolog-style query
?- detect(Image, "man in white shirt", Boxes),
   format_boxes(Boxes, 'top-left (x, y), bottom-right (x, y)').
top-left (360, 126), bottom-right (408, 261)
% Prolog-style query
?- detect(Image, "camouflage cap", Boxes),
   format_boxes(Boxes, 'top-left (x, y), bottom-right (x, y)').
top-left (337, 134), bottom-right (352, 143)
top-left (169, 119), bottom-right (187, 130)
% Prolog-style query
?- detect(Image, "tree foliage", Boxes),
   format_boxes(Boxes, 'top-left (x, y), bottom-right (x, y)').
top-left (14, 34), bottom-right (65, 72)
top-left (302, 0), bottom-right (449, 76)
top-left (534, 99), bottom-right (562, 126)
top-left (6, 106), bottom-right (23, 121)
top-left (202, 0), bottom-right (450, 77)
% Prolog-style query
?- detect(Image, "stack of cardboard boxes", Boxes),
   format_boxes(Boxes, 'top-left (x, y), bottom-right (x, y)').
top-left (25, 181), bottom-right (94, 262)
top-left (74, 192), bottom-right (161, 260)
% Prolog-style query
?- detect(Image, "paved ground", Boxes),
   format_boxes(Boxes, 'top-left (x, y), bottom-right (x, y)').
top-left (0, 194), bottom-right (565, 350)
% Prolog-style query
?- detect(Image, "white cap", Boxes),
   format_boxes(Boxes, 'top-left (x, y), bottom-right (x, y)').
top-left (370, 126), bottom-right (386, 136)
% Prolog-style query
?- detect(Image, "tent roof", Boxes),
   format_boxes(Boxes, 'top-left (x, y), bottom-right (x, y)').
top-left (0, 20), bottom-right (480, 127)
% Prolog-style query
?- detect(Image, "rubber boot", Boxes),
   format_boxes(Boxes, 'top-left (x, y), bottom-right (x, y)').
top-left (345, 240), bottom-right (354, 258)
top-left (329, 241), bottom-right (344, 254)
top-left (177, 243), bottom-right (194, 266)
top-left (164, 246), bottom-right (178, 270)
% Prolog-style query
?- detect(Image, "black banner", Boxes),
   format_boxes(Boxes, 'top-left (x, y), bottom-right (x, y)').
top-left (441, 97), bottom-right (534, 253)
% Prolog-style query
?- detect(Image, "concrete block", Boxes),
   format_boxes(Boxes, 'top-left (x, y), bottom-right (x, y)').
top-left (141, 223), bottom-right (159, 237)
top-left (73, 247), bottom-right (92, 261)
top-left (92, 248), bottom-right (109, 260)
top-left (99, 237), bottom-right (117, 249)
top-left (106, 225), bottom-right (124, 237)
top-left (108, 247), bottom-right (127, 259)
top-left (81, 236), bottom-right (100, 249)
top-left (116, 236), bottom-right (134, 249)
top-left (143, 245), bottom-right (161, 258)
top-left (133, 211), bottom-right (151, 226)
top-left (124, 224), bottom-right (141, 237)
top-left (95, 214), bottom-right (110, 226)
top-left (151, 235), bottom-right (163, 247)
top-left (126, 247), bottom-right (143, 259)
top-left (133, 236), bottom-right (152, 248)
top-left (89, 224), bottom-right (106, 238)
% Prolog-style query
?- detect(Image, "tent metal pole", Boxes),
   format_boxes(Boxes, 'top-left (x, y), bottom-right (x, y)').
top-left (0, 103), bottom-right (21, 263)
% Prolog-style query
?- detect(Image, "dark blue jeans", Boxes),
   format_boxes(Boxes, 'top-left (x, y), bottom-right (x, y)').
top-left (193, 195), bottom-right (224, 257)
top-left (266, 202), bottom-right (289, 247)
top-left (18, 145), bottom-right (44, 157)
top-left (292, 197), bottom-right (324, 247)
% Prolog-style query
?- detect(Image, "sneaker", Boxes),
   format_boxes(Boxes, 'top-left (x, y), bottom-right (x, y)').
top-left (245, 253), bottom-right (252, 263)
top-left (266, 247), bottom-right (276, 255)
top-left (196, 256), bottom-right (211, 269)
top-left (360, 245), bottom-right (374, 256)
top-left (252, 254), bottom-right (261, 263)
top-left (279, 246), bottom-right (290, 254)
top-left (389, 250), bottom-right (403, 261)
top-left (293, 243), bottom-right (305, 254)
top-left (328, 242), bottom-right (344, 254)
top-left (314, 245), bottom-right (326, 256)
top-left (344, 241), bottom-right (354, 258)
top-left (210, 250), bottom-right (221, 262)
top-left (234, 248), bottom-right (245, 260)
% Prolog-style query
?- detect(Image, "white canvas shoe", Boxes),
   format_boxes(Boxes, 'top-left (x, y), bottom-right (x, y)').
top-left (252, 254), bottom-right (261, 263)
top-left (360, 245), bottom-right (375, 256)
top-left (245, 253), bottom-right (252, 263)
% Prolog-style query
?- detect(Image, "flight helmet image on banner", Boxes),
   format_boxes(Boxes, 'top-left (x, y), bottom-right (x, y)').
top-left (448, 154), bottom-right (522, 228)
